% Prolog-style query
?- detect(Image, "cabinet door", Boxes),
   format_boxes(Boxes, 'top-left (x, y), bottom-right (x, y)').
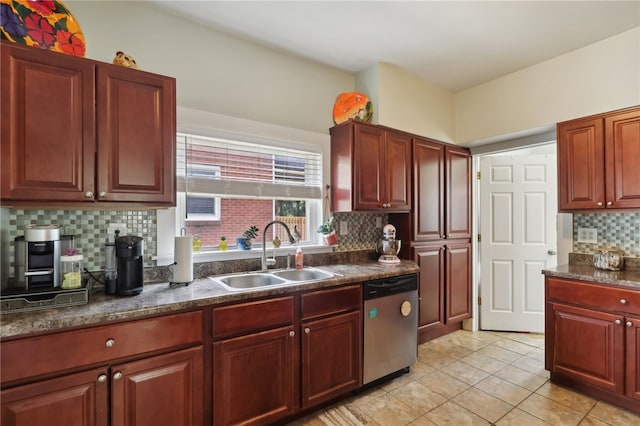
top-left (551, 303), bottom-right (624, 394)
top-left (111, 346), bottom-right (203, 426)
top-left (96, 65), bottom-right (176, 205)
top-left (412, 138), bottom-right (445, 241)
top-left (445, 241), bottom-right (471, 323)
top-left (1, 43), bottom-right (95, 202)
top-left (445, 147), bottom-right (472, 239)
top-left (301, 310), bottom-right (361, 408)
top-left (1, 367), bottom-right (108, 426)
top-left (605, 108), bottom-right (640, 209)
top-left (557, 118), bottom-right (605, 210)
top-left (414, 244), bottom-right (445, 331)
top-left (353, 124), bottom-right (386, 210)
top-left (385, 130), bottom-right (412, 211)
top-left (213, 327), bottom-right (295, 425)
top-left (626, 316), bottom-right (640, 401)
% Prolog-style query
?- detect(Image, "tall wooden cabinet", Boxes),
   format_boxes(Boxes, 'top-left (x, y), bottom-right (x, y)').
top-left (392, 137), bottom-right (472, 343)
top-left (545, 276), bottom-right (640, 414)
top-left (557, 105), bottom-right (640, 211)
top-left (330, 121), bottom-right (411, 212)
top-left (0, 41), bottom-right (176, 207)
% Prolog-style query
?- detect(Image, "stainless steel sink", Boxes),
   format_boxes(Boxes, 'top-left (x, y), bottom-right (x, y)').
top-left (209, 267), bottom-right (335, 291)
top-left (272, 267), bottom-right (333, 282)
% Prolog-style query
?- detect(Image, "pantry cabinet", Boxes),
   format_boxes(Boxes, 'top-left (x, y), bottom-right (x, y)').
top-left (557, 105), bottom-right (640, 211)
top-left (0, 311), bottom-right (204, 426)
top-left (0, 41), bottom-right (176, 207)
top-left (330, 121), bottom-right (411, 212)
top-left (545, 277), bottom-right (640, 414)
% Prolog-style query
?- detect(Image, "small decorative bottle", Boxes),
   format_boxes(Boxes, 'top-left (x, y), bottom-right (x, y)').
top-left (295, 247), bottom-right (304, 270)
top-left (272, 235), bottom-right (281, 248)
top-left (219, 236), bottom-right (228, 251)
top-left (192, 234), bottom-right (201, 252)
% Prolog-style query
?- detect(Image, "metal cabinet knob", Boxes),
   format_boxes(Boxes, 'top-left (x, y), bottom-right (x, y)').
top-left (547, 250), bottom-right (557, 255)
top-left (289, 331), bottom-right (295, 337)
top-left (615, 319), bottom-right (622, 325)
top-left (113, 371), bottom-right (123, 380)
top-left (597, 201), bottom-right (603, 207)
top-left (627, 321), bottom-right (633, 327)
top-left (99, 191), bottom-right (107, 198)
top-left (97, 374), bottom-right (108, 383)
top-left (85, 191), bottom-right (94, 198)
top-left (304, 327), bottom-right (310, 334)
top-left (105, 338), bottom-right (115, 348)
top-left (620, 299), bottom-right (628, 305)
top-left (607, 201), bottom-right (613, 206)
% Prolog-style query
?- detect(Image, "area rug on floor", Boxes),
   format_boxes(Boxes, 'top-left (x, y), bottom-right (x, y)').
top-left (318, 406), bottom-right (367, 425)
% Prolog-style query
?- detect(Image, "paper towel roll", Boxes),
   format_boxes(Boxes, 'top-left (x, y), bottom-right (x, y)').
top-left (173, 236), bottom-right (193, 283)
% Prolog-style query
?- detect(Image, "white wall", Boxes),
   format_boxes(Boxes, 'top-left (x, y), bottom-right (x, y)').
top-left (67, 1), bottom-right (354, 135)
top-left (456, 27), bottom-right (640, 146)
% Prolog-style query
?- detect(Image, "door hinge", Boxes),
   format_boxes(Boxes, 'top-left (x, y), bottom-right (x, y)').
top-left (477, 171), bottom-right (481, 180)
top-left (477, 234), bottom-right (481, 243)
top-left (478, 296), bottom-right (482, 305)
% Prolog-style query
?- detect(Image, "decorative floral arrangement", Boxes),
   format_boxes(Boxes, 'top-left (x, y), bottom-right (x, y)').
top-left (1, 0), bottom-right (86, 57)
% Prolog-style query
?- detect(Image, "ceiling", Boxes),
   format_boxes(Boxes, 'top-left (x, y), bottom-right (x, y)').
top-left (148, 1), bottom-right (639, 92)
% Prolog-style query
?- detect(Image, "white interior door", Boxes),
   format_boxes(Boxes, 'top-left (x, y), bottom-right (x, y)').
top-left (480, 153), bottom-right (557, 333)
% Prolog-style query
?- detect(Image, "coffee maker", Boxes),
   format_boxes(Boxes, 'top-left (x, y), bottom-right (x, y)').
top-left (14, 224), bottom-right (62, 290)
top-left (376, 224), bottom-right (402, 265)
top-left (115, 235), bottom-right (144, 296)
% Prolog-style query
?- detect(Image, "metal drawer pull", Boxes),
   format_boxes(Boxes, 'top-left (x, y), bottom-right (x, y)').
top-left (627, 321), bottom-right (633, 327)
top-left (113, 371), bottom-right (123, 380)
top-left (620, 299), bottom-right (628, 305)
top-left (97, 374), bottom-right (107, 383)
top-left (105, 338), bottom-right (115, 347)
top-left (615, 319), bottom-right (622, 325)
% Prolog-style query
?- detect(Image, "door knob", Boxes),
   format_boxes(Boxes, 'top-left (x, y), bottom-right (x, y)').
top-left (547, 250), bottom-right (557, 255)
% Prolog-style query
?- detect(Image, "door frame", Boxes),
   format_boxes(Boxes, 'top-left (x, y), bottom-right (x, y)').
top-left (466, 131), bottom-right (572, 333)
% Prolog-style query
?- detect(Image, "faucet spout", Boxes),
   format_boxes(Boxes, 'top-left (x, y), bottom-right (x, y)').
top-left (262, 220), bottom-right (296, 272)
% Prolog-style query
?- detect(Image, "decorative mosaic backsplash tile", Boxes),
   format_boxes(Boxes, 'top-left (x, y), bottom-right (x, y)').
top-left (5, 209), bottom-right (157, 273)
top-left (573, 212), bottom-right (640, 257)
top-left (332, 212), bottom-right (388, 252)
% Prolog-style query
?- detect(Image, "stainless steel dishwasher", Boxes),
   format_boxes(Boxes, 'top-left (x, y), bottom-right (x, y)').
top-left (363, 273), bottom-right (418, 385)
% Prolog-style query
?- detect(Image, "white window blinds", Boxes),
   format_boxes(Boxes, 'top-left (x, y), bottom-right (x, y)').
top-left (177, 133), bottom-right (322, 199)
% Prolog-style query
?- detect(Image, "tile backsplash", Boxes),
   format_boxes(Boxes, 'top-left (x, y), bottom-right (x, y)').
top-left (573, 212), bottom-right (640, 257)
top-left (2, 208), bottom-right (388, 277)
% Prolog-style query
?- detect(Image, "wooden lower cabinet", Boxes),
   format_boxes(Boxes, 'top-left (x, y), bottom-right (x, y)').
top-left (1, 367), bottom-right (108, 426)
top-left (414, 241), bottom-right (471, 342)
top-left (301, 310), bottom-right (361, 408)
top-left (213, 327), bottom-right (296, 426)
top-left (546, 277), bottom-right (640, 414)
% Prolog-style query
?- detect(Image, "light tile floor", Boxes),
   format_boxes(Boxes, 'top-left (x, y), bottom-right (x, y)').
top-left (290, 330), bottom-right (640, 426)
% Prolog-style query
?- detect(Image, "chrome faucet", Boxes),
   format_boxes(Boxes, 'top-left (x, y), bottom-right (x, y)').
top-left (262, 220), bottom-right (296, 272)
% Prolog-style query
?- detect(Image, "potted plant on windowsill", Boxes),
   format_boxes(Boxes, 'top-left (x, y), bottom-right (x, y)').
top-left (317, 217), bottom-right (338, 245)
top-left (236, 226), bottom-right (259, 250)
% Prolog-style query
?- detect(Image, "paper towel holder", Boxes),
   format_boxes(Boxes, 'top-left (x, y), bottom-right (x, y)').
top-left (169, 262), bottom-right (191, 288)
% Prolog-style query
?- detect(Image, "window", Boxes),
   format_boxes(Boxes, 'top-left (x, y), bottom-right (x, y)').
top-left (175, 132), bottom-right (323, 249)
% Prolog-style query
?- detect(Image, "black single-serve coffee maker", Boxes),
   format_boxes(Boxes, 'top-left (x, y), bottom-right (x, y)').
top-left (115, 235), bottom-right (144, 296)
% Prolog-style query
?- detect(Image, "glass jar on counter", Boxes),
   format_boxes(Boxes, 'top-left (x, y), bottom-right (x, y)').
top-left (60, 254), bottom-right (83, 289)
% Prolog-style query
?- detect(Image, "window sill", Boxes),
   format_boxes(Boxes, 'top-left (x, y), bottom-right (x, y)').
top-left (154, 244), bottom-right (334, 266)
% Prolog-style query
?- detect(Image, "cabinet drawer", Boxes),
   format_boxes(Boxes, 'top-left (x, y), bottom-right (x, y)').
top-left (301, 285), bottom-right (361, 320)
top-left (213, 296), bottom-right (294, 339)
top-left (1, 310), bottom-right (202, 385)
top-left (547, 277), bottom-right (640, 315)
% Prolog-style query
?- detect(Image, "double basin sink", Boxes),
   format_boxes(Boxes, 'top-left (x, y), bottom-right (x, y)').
top-left (209, 267), bottom-right (336, 291)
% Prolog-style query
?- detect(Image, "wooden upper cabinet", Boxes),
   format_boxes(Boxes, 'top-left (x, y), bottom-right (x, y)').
top-left (97, 66), bottom-right (176, 204)
top-left (558, 105), bottom-right (640, 211)
top-left (1, 42), bottom-right (96, 202)
top-left (0, 42), bottom-right (176, 207)
top-left (330, 121), bottom-right (411, 212)
top-left (445, 146), bottom-right (472, 239)
top-left (412, 138), bottom-right (445, 241)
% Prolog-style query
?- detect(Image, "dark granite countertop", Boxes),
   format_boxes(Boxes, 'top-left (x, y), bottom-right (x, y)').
top-left (542, 264), bottom-right (640, 290)
top-left (0, 261), bottom-right (419, 339)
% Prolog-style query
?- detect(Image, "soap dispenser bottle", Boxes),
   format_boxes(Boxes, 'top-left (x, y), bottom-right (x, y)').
top-left (295, 247), bottom-right (303, 270)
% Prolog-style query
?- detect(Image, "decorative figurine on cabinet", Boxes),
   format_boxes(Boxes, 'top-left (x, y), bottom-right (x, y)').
top-left (113, 51), bottom-right (140, 69)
